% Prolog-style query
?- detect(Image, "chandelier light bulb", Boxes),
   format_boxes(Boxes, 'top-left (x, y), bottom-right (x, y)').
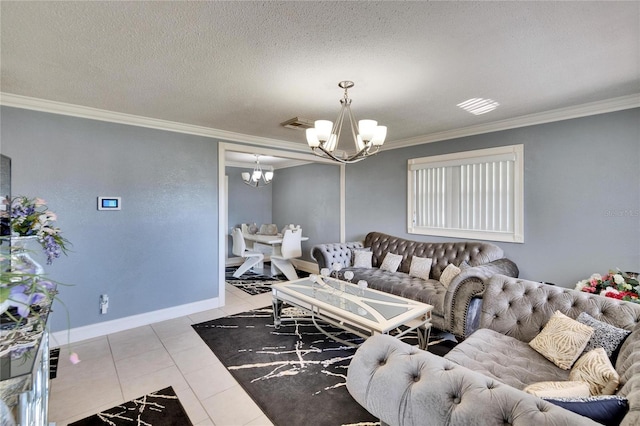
top-left (315, 120), bottom-right (333, 141)
top-left (371, 126), bottom-right (387, 146)
top-left (306, 128), bottom-right (320, 147)
top-left (358, 120), bottom-right (377, 142)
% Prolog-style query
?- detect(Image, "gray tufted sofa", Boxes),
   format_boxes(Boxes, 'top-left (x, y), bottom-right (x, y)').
top-left (311, 232), bottom-right (518, 337)
top-left (346, 274), bottom-right (640, 425)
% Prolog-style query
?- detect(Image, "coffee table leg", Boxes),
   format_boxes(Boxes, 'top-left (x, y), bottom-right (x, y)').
top-left (417, 325), bottom-right (431, 350)
top-left (272, 298), bottom-right (283, 329)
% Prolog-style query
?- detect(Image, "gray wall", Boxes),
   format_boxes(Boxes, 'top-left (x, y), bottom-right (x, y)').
top-left (272, 163), bottom-right (341, 261)
top-left (1, 106), bottom-right (219, 333)
top-left (346, 108), bottom-right (640, 286)
top-left (226, 165), bottom-right (273, 257)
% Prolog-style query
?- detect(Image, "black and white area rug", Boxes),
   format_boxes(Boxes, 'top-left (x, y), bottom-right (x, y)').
top-left (192, 306), bottom-right (457, 426)
top-left (68, 386), bottom-right (192, 426)
top-left (49, 348), bottom-right (60, 379)
top-left (225, 265), bottom-right (308, 296)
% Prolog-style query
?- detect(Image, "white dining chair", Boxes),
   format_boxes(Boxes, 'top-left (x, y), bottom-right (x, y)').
top-left (231, 228), bottom-right (264, 278)
top-left (281, 224), bottom-right (301, 233)
top-left (270, 228), bottom-right (302, 281)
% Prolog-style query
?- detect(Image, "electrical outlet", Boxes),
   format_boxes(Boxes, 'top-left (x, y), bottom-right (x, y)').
top-left (100, 294), bottom-right (109, 314)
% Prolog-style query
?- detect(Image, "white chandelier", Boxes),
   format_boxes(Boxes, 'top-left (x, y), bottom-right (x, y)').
top-left (241, 155), bottom-right (274, 188)
top-left (306, 81), bottom-right (387, 164)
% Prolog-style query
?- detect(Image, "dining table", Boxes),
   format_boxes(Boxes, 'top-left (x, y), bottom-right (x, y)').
top-left (240, 232), bottom-right (309, 276)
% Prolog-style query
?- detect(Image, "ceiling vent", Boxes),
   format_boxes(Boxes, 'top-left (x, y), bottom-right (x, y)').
top-left (457, 98), bottom-right (500, 115)
top-left (281, 117), bottom-right (314, 130)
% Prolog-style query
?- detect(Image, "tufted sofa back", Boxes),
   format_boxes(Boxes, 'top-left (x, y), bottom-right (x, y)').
top-left (480, 275), bottom-right (640, 342)
top-left (364, 231), bottom-right (505, 280)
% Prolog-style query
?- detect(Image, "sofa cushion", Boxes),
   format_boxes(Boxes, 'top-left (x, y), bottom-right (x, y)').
top-left (569, 348), bottom-right (619, 395)
top-left (440, 263), bottom-right (461, 289)
top-left (542, 395), bottom-right (628, 426)
top-left (342, 267), bottom-right (446, 317)
top-left (445, 328), bottom-right (570, 390)
top-left (529, 311), bottom-right (594, 370)
top-left (523, 381), bottom-right (590, 398)
top-left (380, 253), bottom-right (403, 272)
top-left (409, 256), bottom-right (432, 280)
top-left (352, 250), bottom-right (373, 268)
top-left (350, 247), bottom-right (371, 266)
top-left (577, 312), bottom-right (631, 358)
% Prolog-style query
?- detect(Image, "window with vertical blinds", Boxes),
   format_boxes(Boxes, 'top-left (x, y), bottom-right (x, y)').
top-left (408, 145), bottom-right (524, 243)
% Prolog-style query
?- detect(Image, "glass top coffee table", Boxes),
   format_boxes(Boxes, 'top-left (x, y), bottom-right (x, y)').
top-left (272, 276), bottom-right (433, 349)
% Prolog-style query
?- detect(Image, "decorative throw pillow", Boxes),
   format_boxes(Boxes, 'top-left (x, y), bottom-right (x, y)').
top-left (523, 381), bottom-right (591, 398)
top-left (353, 250), bottom-right (373, 268)
top-left (529, 311), bottom-right (595, 370)
top-left (409, 256), bottom-right (432, 280)
top-left (439, 263), bottom-right (461, 289)
top-left (577, 312), bottom-right (631, 358)
top-left (542, 395), bottom-right (628, 426)
top-left (350, 247), bottom-right (371, 266)
top-left (569, 348), bottom-right (619, 395)
top-left (380, 253), bottom-right (403, 273)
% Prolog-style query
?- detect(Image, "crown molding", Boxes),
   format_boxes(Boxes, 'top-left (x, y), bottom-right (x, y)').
top-left (386, 93), bottom-right (640, 150)
top-left (2, 92), bottom-right (638, 154)
top-left (0, 92), bottom-right (307, 152)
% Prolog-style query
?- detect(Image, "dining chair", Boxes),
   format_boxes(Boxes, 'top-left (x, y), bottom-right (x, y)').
top-left (281, 224), bottom-right (301, 233)
top-left (270, 228), bottom-right (302, 281)
top-left (231, 228), bottom-right (264, 278)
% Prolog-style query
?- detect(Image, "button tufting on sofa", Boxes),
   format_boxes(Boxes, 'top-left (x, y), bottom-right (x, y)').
top-left (311, 232), bottom-right (519, 337)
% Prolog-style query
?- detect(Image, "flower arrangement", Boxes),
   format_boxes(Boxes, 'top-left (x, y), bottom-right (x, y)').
top-left (2, 196), bottom-right (70, 264)
top-left (575, 270), bottom-right (640, 303)
top-left (0, 195), bottom-right (79, 362)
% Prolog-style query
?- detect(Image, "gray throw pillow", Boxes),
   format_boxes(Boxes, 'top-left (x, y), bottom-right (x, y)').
top-left (577, 312), bottom-right (631, 358)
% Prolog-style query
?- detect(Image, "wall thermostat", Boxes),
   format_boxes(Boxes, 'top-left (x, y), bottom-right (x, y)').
top-left (98, 197), bottom-right (121, 211)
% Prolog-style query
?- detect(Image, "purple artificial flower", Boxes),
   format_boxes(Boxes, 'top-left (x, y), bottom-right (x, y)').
top-left (0, 285), bottom-right (48, 317)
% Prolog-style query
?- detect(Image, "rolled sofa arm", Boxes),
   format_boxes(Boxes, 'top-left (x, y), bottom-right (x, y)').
top-left (444, 258), bottom-right (519, 337)
top-left (346, 334), bottom-right (599, 426)
top-left (310, 242), bottom-right (364, 270)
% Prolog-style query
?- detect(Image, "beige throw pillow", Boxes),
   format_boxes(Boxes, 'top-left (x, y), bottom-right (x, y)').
top-left (569, 348), bottom-right (620, 395)
top-left (439, 264), bottom-right (461, 289)
top-left (523, 381), bottom-right (591, 398)
top-left (380, 253), bottom-right (403, 273)
top-left (409, 256), bottom-right (432, 280)
top-left (529, 311), bottom-right (595, 370)
top-left (353, 250), bottom-right (373, 268)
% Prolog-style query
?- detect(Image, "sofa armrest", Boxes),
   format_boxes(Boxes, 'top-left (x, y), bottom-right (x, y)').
top-left (310, 242), bottom-right (364, 270)
top-left (346, 334), bottom-right (600, 426)
top-left (444, 258), bottom-right (519, 337)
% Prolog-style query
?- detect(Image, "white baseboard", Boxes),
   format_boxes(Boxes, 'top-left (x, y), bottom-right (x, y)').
top-left (50, 297), bottom-right (220, 348)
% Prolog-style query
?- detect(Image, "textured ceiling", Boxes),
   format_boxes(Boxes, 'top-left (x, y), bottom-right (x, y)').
top-left (1, 1), bottom-right (639, 150)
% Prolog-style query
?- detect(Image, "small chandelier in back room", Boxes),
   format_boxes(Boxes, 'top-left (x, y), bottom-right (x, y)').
top-left (242, 155), bottom-right (273, 188)
top-left (305, 81), bottom-right (387, 164)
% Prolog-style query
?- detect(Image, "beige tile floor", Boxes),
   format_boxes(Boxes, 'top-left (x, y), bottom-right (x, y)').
top-left (49, 283), bottom-right (275, 426)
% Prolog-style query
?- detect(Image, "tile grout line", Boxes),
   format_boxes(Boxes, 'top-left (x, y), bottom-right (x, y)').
top-left (151, 319), bottom-right (217, 425)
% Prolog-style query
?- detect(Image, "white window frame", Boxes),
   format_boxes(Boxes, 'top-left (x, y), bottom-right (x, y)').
top-left (407, 144), bottom-right (524, 243)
